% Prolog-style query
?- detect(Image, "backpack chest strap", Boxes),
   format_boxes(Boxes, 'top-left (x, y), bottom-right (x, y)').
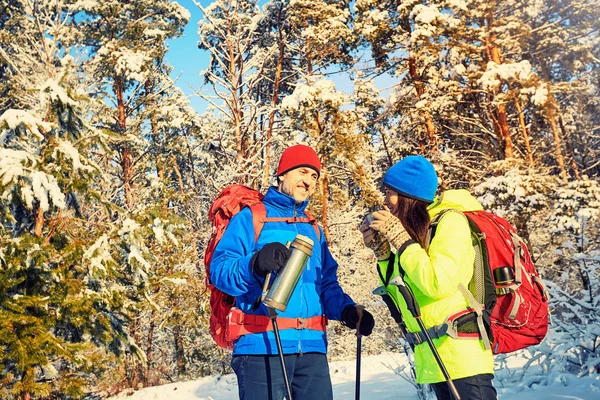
top-left (251, 207), bottom-right (321, 242)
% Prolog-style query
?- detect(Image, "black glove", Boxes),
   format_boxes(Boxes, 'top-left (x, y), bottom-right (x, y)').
top-left (251, 242), bottom-right (291, 277)
top-left (341, 305), bottom-right (375, 336)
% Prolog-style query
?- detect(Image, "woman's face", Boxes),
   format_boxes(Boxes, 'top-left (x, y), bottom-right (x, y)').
top-left (383, 187), bottom-right (400, 215)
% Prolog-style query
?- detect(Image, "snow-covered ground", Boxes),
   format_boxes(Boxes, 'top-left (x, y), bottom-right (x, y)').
top-left (110, 352), bottom-right (600, 400)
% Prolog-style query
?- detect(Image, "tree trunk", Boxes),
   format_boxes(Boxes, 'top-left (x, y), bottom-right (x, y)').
top-left (128, 320), bottom-right (141, 389)
top-left (484, 13), bottom-right (514, 160)
top-left (171, 154), bottom-right (185, 195)
top-left (546, 103), bottom-right (570, 181)
top-left (262, 4), bottom-right (286, 189)
top-left (320, 170), bottom-right (332, 245)
top-left (401, 17), bottom-right (437, 153)
top-left (407, 54), bottom-right (437, 154)
top-left (513, 95), bottom-right (534, 167)
top-left (227, 22), bottom-right (246, 168)
top-left (115, 77), bottom-right (133, 208)
top-left (145, 316), bottom-right (155, 385)
top-left (173, 323), bottom-right (186, 376)
top-left (537, 61), bottom-right (571, 181)
top-left (184, 128), bottom-right (197, 187)
top-left (558, 115), bottom-right (581, 179)
top-left (34, 206), bottom-right (44, 237)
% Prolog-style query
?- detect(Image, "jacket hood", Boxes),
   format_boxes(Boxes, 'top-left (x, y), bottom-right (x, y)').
top-left (428, 189), bottom-right (484, 217)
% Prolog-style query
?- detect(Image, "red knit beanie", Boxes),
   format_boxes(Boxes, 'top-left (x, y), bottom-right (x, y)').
top-left (276, 144), bottom-right (321, 177)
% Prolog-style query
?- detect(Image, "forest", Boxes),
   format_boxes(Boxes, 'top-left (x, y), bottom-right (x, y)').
top-left (0, 0), bottom-right (599, 398)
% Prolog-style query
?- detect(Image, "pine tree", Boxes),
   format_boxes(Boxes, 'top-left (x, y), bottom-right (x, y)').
top-left (0, 3), bottom-right (129, 395)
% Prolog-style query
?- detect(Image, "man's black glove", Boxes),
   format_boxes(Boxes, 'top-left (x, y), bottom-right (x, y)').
top-left (341, 305), bottom-right (375, 336)
top-left (251, 242), bottom-right (291, 277)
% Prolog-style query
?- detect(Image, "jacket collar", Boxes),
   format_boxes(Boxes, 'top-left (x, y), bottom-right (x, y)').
top-left (264, 186), bottom-right (309, 213)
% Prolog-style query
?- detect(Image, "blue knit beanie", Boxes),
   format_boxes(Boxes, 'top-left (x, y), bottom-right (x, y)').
top-left (383, 156), bottom-right (438, 203)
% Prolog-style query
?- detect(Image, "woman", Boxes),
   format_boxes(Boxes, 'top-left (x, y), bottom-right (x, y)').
top-left (359, 155), bottom-right (496, 400)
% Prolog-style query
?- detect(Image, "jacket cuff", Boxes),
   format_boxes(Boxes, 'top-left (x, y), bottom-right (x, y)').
top-left (396, 239), bottom-right (416, 256)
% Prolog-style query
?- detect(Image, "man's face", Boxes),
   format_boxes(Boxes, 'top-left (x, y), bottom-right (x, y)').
top-left (278, 167), bottom-right (319, 203)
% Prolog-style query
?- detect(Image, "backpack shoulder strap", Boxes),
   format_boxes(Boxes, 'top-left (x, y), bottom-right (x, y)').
top-left (427, 209), bottom-right (464, 248)
top-left (248, 202), bottom-right (267, 243)
top-left (303, 211), bottom-right (321, 241)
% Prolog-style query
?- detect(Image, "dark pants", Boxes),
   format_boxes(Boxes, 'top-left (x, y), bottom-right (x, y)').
top-left (431, 373), bottom-right (497, 400)
top-left (231, 353), bottom-right (333, 400)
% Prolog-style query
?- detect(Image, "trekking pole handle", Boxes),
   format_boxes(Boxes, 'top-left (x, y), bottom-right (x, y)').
top-left (389, 276), bottom-right (421, 318)
top-left (261, 272), bottom-right (272, 301)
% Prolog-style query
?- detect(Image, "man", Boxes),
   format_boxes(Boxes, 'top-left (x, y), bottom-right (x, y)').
top-left (210, 144), bottom-right (374, 400)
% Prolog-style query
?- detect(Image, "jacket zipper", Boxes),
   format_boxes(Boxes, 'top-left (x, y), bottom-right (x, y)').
top-left (294, 202), bottom-right (304, 354)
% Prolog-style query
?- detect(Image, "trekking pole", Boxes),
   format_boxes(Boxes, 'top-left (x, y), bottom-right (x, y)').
top-left (355, 305), bottom-right (365, 400)
top-left (356, 335), bottom-right (362, 400)
top-left (373, 286), bottom-right (432, 400)
top-left (388, 276), bottom-right (461, 400)
top-left (268, 307), bottom-right (293, 400)
top-left (260, 235), bottom-right (314, 400)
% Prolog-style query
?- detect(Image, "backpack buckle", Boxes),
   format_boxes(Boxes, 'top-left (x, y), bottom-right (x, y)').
top-left (297, 318), bottom-right (306, 329)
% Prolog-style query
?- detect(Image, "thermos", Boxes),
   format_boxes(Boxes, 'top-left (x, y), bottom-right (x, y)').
top-left (263, 234), bottom-right (314, 312)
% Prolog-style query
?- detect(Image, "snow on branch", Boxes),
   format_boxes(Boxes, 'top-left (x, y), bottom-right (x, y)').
top-left (0, 109), bottom-right (52, 141)
top-left (478, 61), bottom-right (534, 90)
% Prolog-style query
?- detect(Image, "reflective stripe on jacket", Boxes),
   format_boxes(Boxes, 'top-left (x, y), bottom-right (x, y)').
top-left (377, 189), bottom-right (494, 384)
top-left (210, 186), bottom-right (355, 355)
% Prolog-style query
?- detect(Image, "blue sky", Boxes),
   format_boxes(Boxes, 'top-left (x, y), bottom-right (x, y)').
top-left (166, 0), bottom-right (395, 115)
top-left (166, 0), bottom-right (211, 113)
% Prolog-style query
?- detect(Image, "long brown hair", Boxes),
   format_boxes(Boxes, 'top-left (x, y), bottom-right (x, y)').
top-left (395, 196), bottom-right (431, 249)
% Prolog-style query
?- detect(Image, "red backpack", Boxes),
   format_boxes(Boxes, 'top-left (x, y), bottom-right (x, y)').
top-left (430, 210), bottom-right (550, 354)
top-left (204, 184), bottom-right (320, 349)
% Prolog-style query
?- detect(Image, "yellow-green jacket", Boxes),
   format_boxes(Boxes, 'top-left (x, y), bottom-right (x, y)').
top-left (377, 189), bottom-right (494, 384)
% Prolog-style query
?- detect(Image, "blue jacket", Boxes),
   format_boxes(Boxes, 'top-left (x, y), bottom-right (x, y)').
top-left (210, 187), bottom-right (355, 355)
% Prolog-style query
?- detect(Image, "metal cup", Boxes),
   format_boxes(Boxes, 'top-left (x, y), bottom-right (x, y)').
top-left (494, 266), bottom-right (515, 286)
top-left (262, 234), bottom-right (314, 312)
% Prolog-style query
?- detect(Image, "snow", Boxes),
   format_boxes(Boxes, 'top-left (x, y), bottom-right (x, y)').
top-left (96, 41), bottom-right (151, 82)
top-left (173, 1), bottom-right (192, 22)
top-left (532, 85), bottom-right (549, 106)
top-left (0, 109), bottom-right (50, 141)
top-left (0, 149), bottom-right (33, 185)
top-left (83, 234), bottom-right (112, 275)
top-left (40, 78), bottom-right (77, 110)
top-left (108, 352), bottom-right (600, 400)
top-left (282, 79), bottom-right (347, 110)
top-left (31, 171), bottom-right (66, 211)
top-left (119, 218), bottom-right (141, 237)
top-left (53, 139), bottom-right (94, 173)
top-left (478, 61), bottom-right (533, 90)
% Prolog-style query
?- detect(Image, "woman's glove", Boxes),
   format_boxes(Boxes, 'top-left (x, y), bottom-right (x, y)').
top-left (359, 218), bottom-right (391, 260)
top-left (369, 210), bottom-right (412, 250)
